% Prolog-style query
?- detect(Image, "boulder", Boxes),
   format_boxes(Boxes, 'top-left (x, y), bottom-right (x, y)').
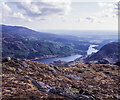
top-left (2, 57), bottom-right (11, 62)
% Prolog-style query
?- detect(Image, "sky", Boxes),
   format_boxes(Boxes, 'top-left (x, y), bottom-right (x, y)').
top-left (0, 0), bottom-right (119, 31)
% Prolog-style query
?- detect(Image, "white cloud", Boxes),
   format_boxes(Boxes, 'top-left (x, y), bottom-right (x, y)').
top-left (10, 0), bottom-right (71, 19)
top-left (86, 16), bottom-right (94, 23)
top-left (98, 2), bottom-right (118, 18)
top-left (79, 2), bottom-right (118, 24)
top-left (0, 2), bottom-right (12, 14)
top-left (0, 12), bottom-right (1, 18)
top-left (0, 0), bottom-right (71, 23)
top-left (12, 12), bottom-right (32, 22)
top-left (0, 2), bottom-right (32, 22)
top-left (13, 12), bottom-right (25, 19)
top-left (85, 16), bottom-right (102, 23)
top-left (78, 18), bottom-right (83, 22)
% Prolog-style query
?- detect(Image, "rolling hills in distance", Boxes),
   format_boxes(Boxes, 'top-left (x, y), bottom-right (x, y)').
top-left (1, 24), bottom-right (118, 60)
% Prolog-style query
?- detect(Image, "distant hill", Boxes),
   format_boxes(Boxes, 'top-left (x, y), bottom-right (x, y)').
top-left (1, 25), bottom-right (89, 59)
top-left (66, 42), bottom-right (120, 66)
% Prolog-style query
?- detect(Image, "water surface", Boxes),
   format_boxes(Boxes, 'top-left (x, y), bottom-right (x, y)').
top-left (34, 45), bottom-right (98, 64)
top-left (34, 54), bottom-right (82, 64)
top-left (87, 45), bottom-right (98, 55)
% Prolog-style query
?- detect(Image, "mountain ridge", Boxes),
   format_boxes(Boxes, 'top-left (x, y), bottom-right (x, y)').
top-left (2, 24), bottom-right (89, 59)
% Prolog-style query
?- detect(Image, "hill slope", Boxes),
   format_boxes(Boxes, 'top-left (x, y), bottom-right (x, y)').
top-left (2, 58), bottom-right (120, 99)
top-left (66, 42), bottom-right (120, 66)
top-left (1, 25), bottom-right (89, 59)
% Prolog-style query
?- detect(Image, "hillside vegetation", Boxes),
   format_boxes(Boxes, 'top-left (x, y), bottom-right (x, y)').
top-left (2, 58), bottom-right (120, 100)
top-left (2, 25), bottom-right (89, 59)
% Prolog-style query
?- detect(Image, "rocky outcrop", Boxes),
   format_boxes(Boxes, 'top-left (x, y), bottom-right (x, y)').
top-left (2, 58), bottom-right (120, 99)
top-left (25, 77), bottom-right (95, 100)
top-left (2, 57), bottom-right (11, 62)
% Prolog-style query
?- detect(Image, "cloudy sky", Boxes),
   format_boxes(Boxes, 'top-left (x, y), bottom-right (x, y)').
top-left (0, 0), bottom-right (119, 31)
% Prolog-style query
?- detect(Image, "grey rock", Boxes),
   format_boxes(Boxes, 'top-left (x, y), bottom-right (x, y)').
top-left (2, 57), bottom-right (11, 62)
top-left (17, 68), bottom-right (21, 72)
top-left (65, 74), bottom-right (83, 81)
top-left (60, 92), bottom-right (95, 100)
top-left (24, 77), bottom-right (33, 80)
top-left (49, 88), bottom-right (61, 94)
top-left (48, 66), bottom-right (56, 73)
top-left (31, 80), bottom-right (54, 92)
top-left (25, 78), bottom-right (96, 100)
top-left (21, 61), bottom-right (28, 68)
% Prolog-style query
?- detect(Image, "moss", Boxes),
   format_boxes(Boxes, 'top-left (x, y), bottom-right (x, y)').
top-left (67, 88), bottom-right (79, 94)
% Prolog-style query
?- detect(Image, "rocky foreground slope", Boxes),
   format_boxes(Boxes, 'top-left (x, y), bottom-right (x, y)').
top-left (2, 59), bottom-right (120, 100)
